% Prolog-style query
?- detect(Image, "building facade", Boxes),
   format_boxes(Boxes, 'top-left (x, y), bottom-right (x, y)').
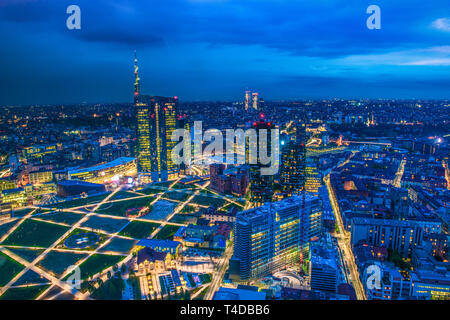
top-left (231, 194), bottom-right (322, 281)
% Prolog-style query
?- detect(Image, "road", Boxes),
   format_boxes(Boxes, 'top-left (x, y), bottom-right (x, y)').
top-left (393, 158), bottom-right (406, 188)
top-left (203, 243), bottom-right (233, 300)
top-left (324, 172), bottom-right (366, 300)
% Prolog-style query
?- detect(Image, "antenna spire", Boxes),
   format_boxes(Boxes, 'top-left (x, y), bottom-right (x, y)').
top-left (134, 50), bottom-right (140, 97)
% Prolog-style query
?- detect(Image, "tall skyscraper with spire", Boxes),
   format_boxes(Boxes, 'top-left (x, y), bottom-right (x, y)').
top-left (134, 52), bottom-right (179, 184)
top-left (134, 50), bottom-right (140, 99)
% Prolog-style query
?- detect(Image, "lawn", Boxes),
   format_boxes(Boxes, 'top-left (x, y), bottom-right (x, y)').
top-left (100, 238), bottom-right (137, 254)
top-left (0, 220), bottom-right (18, 237)
top-left (171, 183), bottom-right (198, 190)
top-left (95, 197), bottom-right (153, 217)
top-left (14, 270), bottom-right (49, 286)
top-left (153, 225), bottom-right (181, 240)
top-left (91, 276), bottom-right (125, 300)
top-left (169, 214), bottom-right (198, 225)
top-left (163, 190), bottom-right (191, 202)
top-left (51, 193), bottom-right (111, 209)
top-left (38, 251), bottom-right (88, 277)
top-left (218, 202), bottom-right (243, 213)
top-left (191, 195), bottom-right (226, 207)
top-left (111, 191), bottom-right (141, 200)
top-left (0, 284), bottom-right (50, 300)
top-left (139, 187), bottom-right (162, 195)
top-left (81, 215), bottom-right (129, 234)
top-left (142, 200), bottom-right (176, 221)
top-left (6, 248), bottom-right (44, 263)
top-left (179, 205), bottom-right (198, 214)
top-left (2, 219), bottom-right (70, 248)
top-left (0, 252), bottom-right (24, 286)
top-left (34, 211), bottom-right (84, 225)
top-left (119, 221), bottom-right (160, 239)
top-left (77, 254), bottom-right (124, 280)
top-left (11, 208), bottom-right (34, 218)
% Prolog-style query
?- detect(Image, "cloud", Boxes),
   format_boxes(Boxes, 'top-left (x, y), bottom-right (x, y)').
top-left (1, 0), bottom-right (449, 58)
top-left (431, 18), bottom-right (450, 32)
top-left (402, 59), bottom-right (450, 66)
top-left (336, 46), bottom-right (450, 67)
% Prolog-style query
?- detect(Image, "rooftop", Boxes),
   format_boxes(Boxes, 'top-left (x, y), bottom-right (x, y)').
top-left (68, 157), bottom-right (135, 175)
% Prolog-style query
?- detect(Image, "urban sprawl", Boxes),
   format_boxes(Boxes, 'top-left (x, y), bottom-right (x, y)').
top-left (0, 56), bottom-right (449, 301)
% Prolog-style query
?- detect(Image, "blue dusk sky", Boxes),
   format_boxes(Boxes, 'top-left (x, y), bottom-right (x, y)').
top-left (0, 0), bottom-right (449, 105)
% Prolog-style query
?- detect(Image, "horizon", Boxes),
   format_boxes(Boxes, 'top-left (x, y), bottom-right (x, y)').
top-left (1, 97), bottom-right (450, 109)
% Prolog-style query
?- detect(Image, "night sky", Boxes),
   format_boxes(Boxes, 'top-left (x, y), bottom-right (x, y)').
top-left (0, 0), bottom-right (449, 105)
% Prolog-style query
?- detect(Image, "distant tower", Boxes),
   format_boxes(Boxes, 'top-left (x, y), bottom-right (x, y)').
top-left (252, 92), bottom-right (259, 111)
top-left (245, 90), bottom-right (252, 111)
top-left (134, 50), bottom-right (140, 99)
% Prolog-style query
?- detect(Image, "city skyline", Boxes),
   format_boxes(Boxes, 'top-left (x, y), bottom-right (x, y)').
top-left (0, 0), bottom-right (449, 305)
top-left (0, 0), bottom-right (450, 106)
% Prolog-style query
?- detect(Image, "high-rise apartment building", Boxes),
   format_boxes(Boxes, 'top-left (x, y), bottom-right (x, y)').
top-left (230, 194), bottom-right (322, 281)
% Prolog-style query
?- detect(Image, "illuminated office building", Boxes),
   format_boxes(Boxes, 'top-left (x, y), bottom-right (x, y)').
top-left (230, 194), bottom-right (322, 281)
top-left (134, 53), bottom-right (180, 183)
top-left (22, 144), bottom-right (59, 163)
top-left (29, 170), bottom-right (53, 185)
top-left (305, 157), bottom-right (321, 195)
top-left (280, 135), bottom-right (306, 197)
top-left (248, 120), bottom-right (276, 206)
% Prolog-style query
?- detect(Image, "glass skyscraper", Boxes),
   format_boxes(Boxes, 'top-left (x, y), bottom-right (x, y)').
top-left (134, 53), bottom-right (179, 184)
top-left (135, 95), bottom-right (179, 183)
top-left (280, 131), bottom-right (306, 197)
top-left (248, 120), bottom-right (276, 207)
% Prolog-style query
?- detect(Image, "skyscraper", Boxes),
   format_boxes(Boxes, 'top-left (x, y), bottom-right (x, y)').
top-left (230, 194), bottom-right (322, 281)
top-left (177, 114), bottom-right (191, 175)
top-left (280, 126), bottom-right (306, 197)
top-left (252, 92), bottom-right (259, 111)
top-left (248, 120), bottom-right (276, 207)
top-left (305, 157), bottom-right (321, 196)
top-left (245, 90), bottom-right (251, 111)
top-left (134, 53), bottom-right (180, 183)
